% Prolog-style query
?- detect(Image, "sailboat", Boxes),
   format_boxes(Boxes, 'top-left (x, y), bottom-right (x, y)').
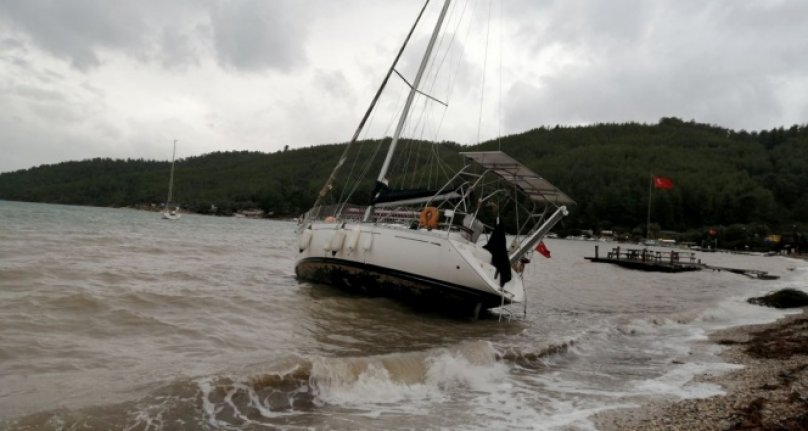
top-left (295, 0), bottom-right (574, 317)
top-left (162, 139), bottom-right (181, 220)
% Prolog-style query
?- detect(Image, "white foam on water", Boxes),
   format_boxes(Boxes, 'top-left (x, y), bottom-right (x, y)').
top-left (630, 361), bottom-right (743, 399)
top-left (311, 360), bottom-right (437, 407)
top-left (494, 305), bottom-right (799, 426)
top-left (678, 257), bottom-right (808, 327)
top-left (564, 263), bottom-right (808, 428)
top-left (604, 309), bottom-right (766, 401)
top-left (198, 378), bottom-right (229, 429)
top-left (308, 341), bottom-right (509, 414)
top-left (458, 370), bottom-right (643, 431)
top-left (524, 401), bottom-right (639, 431)
top-left (452, 261), bottom-right (808, 431)
top-left (693, 292), bottom-right (800, 331)
top-left (196, 376), bottom-right (302, 429)
top-left (425, 348), bottom-right (508, 391)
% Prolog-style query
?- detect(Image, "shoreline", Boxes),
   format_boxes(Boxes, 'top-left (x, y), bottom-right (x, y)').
top-left (594, 309), bottom-right (808, 430)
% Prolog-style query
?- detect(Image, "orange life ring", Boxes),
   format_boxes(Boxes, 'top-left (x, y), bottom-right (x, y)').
top-left (419, 206), bottom-right (440, 229)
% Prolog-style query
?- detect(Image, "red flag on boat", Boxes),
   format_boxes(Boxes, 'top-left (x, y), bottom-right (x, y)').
top-left (536, 241), bottom-right (551, 258)
top-left (653, 176), bottom-right (673, 190)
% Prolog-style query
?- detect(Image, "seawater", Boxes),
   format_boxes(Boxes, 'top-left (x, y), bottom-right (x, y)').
top-left (1, 200), bottom-right (805, 430)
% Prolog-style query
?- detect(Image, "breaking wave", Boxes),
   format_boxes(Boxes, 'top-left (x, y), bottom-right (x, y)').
top-left (2, 340), bottom-right (577, 430)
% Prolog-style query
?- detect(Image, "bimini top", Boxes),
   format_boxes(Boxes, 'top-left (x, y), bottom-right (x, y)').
top-left (460, 151), bottom-right (576, 206)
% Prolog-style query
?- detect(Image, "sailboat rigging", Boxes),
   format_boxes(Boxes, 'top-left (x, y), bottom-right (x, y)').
top-left (295, 0), bottom-right (574, 317)
top-left (162, 139), bottom-right (181, 220)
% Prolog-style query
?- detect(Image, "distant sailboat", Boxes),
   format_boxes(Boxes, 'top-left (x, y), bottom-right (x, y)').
top-left (162, 139), bottom-right (181, 220)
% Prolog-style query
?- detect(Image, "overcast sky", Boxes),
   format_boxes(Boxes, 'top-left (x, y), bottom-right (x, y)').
top-left (1, 0), bottom-right (806, 173)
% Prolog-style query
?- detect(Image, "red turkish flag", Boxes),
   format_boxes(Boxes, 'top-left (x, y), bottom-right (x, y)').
top-left (653, 176), bottom-right (673, 189)
top-left (536, 241), bottom-right (551, 258)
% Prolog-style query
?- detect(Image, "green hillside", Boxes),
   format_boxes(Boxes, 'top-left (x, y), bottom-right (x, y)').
top-left (1, 118), bottom-right (807, 246)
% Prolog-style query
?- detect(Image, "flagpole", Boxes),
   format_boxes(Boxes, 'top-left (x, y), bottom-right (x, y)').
top-left (646, 174), bottom-right (653, 239)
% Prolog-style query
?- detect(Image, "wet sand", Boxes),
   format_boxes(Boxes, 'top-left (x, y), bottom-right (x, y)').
top-left (595, 309), bottom-right (808, 430)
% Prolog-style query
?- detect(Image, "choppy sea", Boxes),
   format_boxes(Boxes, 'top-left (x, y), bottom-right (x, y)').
top-left (1, 200), bottom-right (805, 430)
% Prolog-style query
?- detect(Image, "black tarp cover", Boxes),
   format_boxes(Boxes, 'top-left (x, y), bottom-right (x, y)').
top-left (483, 219), bottom-right (512, 287)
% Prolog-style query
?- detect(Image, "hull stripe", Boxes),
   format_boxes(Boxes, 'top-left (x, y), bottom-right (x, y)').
top-left (295, 256), bottom-right (510, 309)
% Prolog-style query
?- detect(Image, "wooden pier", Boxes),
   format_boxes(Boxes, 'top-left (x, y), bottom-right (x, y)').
top-left (585, 246), bottom-right (702, 272)
top-left (701, 264), bottom-right (779, 280)
top-left (586, 245), bottom-right (779, 279)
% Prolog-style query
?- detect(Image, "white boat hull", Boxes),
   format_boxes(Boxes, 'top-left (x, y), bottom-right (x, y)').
top-left (295, 222), bottom-right (524, 314)
top-left (162, 211), bottom-right (181, 220)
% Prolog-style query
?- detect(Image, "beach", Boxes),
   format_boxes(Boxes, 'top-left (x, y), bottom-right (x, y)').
top-left (595, 309), bottom-right (808, 430)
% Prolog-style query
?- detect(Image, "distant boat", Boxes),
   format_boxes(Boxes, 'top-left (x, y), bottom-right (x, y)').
top-left (162, 139), bottom-right (181, 220)
top-left (294, 1), bottom-right (574, 317)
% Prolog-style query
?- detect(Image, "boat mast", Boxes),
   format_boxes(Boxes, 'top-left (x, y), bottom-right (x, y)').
top-left (646, 174), bottom-right (652, 239)
top-left (306, 1), bottom-right (431, 223)
top-left (376, 0), bottom-right (452, 185)
top-left (166, 139), bottom-right (177, 207)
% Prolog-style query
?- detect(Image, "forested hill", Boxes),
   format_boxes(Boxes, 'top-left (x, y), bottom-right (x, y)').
top-left (1, 118), bottom-right (807, 235)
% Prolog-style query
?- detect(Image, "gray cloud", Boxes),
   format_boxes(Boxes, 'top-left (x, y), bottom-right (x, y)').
top-left (0, 0), bottom-right (310, 72)
top-left (209, 0), bottom-right (308, 72)
top-left (313, 69), bottom-right (354, 104)
top-left (1, 37), bottom-right (25, 50)
top-left (11, 84), bottom-right (64, 102)
top-left (0, 1), bottom-right (149, 69)
top-left (158, 25), bottom-right (205, 70)
top-left (502, 0), bottom-right (808, 131)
